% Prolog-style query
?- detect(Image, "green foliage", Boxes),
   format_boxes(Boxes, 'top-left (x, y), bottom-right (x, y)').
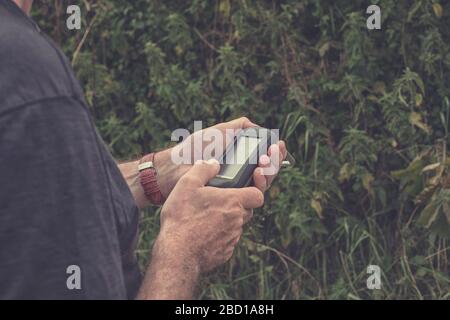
top-left (33, 0), bottom-right (450, 299)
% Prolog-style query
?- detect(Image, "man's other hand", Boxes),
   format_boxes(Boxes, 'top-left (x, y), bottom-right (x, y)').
top-left (157, 158), bottom-right (264, 272)
top-left (138, 159), bottom-right (264, 299)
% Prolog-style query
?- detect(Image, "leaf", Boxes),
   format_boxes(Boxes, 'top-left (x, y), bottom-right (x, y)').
top-left (407, 1), bottom-right (423, 22)
top-left (310, 198), bottom-right (323, 219)
top-left (414, 184), bottom-right (439, 205)
top-left (175, 45), bottom-right (183, 56)
top-left (391, 157), bottom-right (425, 179)
top-left (409, 112), bottom-right (431, 134)
top-left (416, 267), bottom-right (428, 277)
top-left (269, 185), bottom-right (280, 199)
top-left (443, 201), bottom-right (450, 224)
top-left (219, 0), bottom-right (231, 18)
top-left (390, 139), bottom-right (398, 148)
top-left (339, 163), bottom-right (354, 182)
top-left (249, 254), bottom-right (261, 263)
top-left (415, 93), bottom-right (423, 107)
top-left (362, 173), bottom-right (374, 195)
top-left (433, 3), bottom-right (443, 18)
top-left (421, 162), bottom-right (441, 173)
top-left (377, 187), bottom-right (387, 207)
top-left (373, 81), bottom-right (386, 95)
top-left (319, 42), bottom-right (330, 57)
top-left (282, 112), bottom-right (305, 140)
top-left (410, 255), bottom-right (427, 266)
top-left (415, 76), bottom-right (425, 96)
top-left (392, 156), bottom-right (426, 197)
top-left (429, 212), bottom-right (450, 238)
top-left (417, 201), bottom-right (440, 228)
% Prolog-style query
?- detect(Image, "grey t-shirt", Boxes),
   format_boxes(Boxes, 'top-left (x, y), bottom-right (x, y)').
top-left (0, 0), bottom-right (141, 299)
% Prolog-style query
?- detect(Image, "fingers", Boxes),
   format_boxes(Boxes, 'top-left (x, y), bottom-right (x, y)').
top-left (254, 154), bottom-right (270, 191)
top-left (226, 233), bottom-right (242, 248)
top-left (214, 116), bottom-right (259, 131)
top-left (224, 231), bottom-right (242, 259)
top-left (253, 167), bottom-right (267, 192)
top-left (207, 186), bottom-right (264, 209)
top-left (181, 159), bottom-right (220, 187)
top-left (255, 145), bottom-right (279, 189)
top-left (223, 248), bottom-right (235, 263)
top-left (254, 141), bottom-right (288, 191)
top-left (228, 117), bottom-right (259, 129)
top-left (237, 186), bottom-right (265, 209)
top-left (243, 208), bottom-right (254, 224)
top-left (265, 144), bottom-right (281, 184)
top-left (277, 140), bottom-right (287, 160)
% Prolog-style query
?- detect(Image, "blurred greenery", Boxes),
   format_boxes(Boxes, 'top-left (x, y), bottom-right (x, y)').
top-left (32, 0), bottom-right (449, 299)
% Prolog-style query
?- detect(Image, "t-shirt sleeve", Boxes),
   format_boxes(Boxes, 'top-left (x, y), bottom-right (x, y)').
top-left (0, 97), bottom-right (127, 299)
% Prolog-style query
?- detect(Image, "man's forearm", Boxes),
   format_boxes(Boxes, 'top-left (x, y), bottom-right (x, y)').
top-left (118, 159), bottom-right (150, 209)
top-left (137, 235), bottom-right (200, 299)
top-left (118, 148), bottom-right (182, 209)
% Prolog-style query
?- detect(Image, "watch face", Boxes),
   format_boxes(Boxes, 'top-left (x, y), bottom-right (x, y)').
top-left (218, 135), bottom-right (261, 180)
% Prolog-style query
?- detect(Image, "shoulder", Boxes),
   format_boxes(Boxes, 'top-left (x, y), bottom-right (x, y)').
top-left (0, 8), bottom-right (78, 112)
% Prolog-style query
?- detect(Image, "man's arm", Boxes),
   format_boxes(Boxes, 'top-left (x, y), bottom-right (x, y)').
top-left (118, 148), bottom-right (183, 209)
top-left (0, 98), bottom-right (129, 299)
top-left (136, 160), bottom-right (264, 299)
top-left (137, 234), bottom-right (200, 299)
top-left (118, 117), bottom-right (287, 209)
top-left (121, 153), bottom-right (201, 299)
top-left (119, 117), bottom-right (287, 299)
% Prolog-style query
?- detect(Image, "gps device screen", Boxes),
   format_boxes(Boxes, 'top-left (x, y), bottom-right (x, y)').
top-left (218, 136), bottom-right (261, 179)
top-left (207, 128), bottom-right (272, 188)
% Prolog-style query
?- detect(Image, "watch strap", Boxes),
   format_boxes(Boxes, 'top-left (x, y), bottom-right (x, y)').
top-left (138, 153), bottom-right (164, 205)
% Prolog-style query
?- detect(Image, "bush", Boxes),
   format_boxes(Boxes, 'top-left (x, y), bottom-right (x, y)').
top-left (33, 0), bottom-right (450, 299)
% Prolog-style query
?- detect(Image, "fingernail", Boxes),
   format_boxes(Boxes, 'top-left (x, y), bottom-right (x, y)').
top-left (260, 155), bottom-right (270, 166)
top-left (207, 158), bottom-right (219, 165)
top-left (270, 144), bottom-right (280, 152)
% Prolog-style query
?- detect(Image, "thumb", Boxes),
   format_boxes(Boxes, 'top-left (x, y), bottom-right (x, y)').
top-left (213, 117), bottom-right (259, 131)
top-left (182, 159), bottom-right (220, 187)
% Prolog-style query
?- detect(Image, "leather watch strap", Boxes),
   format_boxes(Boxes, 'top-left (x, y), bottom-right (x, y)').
top-left (138, 153), bottom-right (164, 205)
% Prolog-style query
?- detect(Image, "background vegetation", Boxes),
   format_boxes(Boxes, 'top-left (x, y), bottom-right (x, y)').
top-left (32, 0), bottom-right (450, 299)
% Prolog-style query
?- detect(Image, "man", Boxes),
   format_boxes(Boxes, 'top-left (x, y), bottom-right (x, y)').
top-left (0, 0), bottom-right (287, 299)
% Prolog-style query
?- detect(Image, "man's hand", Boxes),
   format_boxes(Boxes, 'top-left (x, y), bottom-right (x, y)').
top-left (120, 117), bottom-right (287, 208)
top-left (137, 159), bottom-right (264, 299)
top-left (153, 117), bottom-right (288, 198)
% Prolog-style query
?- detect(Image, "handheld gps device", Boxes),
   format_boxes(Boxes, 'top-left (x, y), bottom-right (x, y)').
top-left (207, 127), bottom-right (273, 188)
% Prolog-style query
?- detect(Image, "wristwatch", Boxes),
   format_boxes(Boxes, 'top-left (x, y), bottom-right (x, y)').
top-left (138, 152), bottom-right (165, 205)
